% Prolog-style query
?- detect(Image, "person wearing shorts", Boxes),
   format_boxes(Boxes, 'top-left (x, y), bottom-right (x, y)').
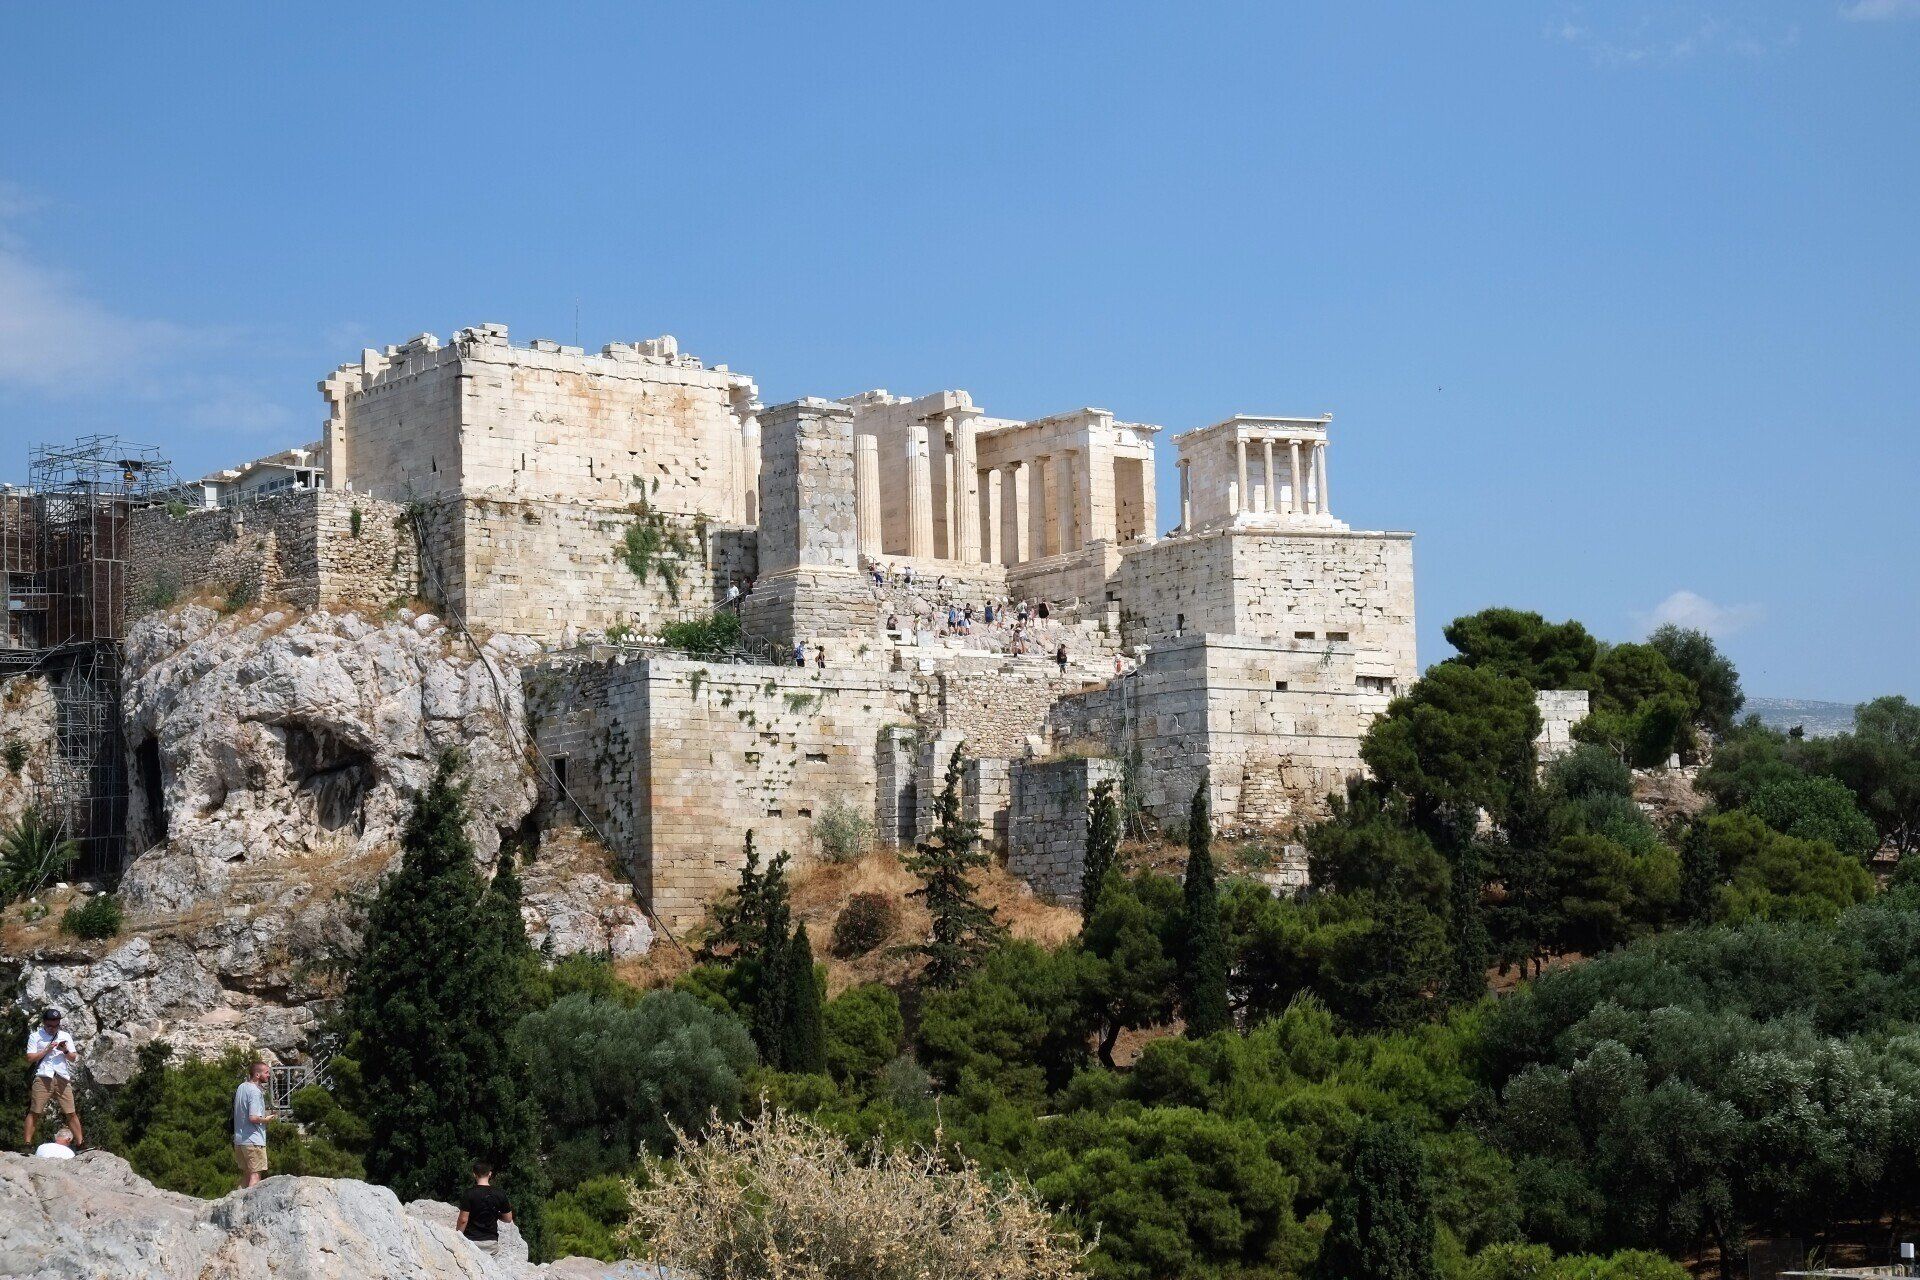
top-left (232, 1059), bottom-right (272, 1188)
top-left (24, 1008), bottom-right (84, 1151)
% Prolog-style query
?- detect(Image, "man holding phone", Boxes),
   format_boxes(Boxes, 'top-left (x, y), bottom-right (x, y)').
top-left (23, 1007), bottom-right (84, 1151)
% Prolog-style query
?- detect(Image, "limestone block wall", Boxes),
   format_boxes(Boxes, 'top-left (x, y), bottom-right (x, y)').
top-left (924, 666), bottom-right (1088, 760)
top-left (528, 654), bottom-right (917, 929)
top-left (1535, 689), bottom-right (1591, 762)
top-left (1008, 544), bottom-right (1124, 614)
top-left (408, 496), bottom-right (745, 642)
top-left (322, 327), bottom-right (757, 522)
top-left (124, 491), bottom-right (415, 622)
top-left (1008, 756), bottom-right (1124, 901)
top-left (1117, 528), bottom-right (1416, 687)
top-left (1045, 634), bottom-right (1388, 834)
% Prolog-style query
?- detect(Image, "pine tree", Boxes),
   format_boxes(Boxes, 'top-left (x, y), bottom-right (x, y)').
top-left (698, 831), bottom-right (789, 965)
top-left (1179, 783), bottom-right (1230, 1036)
top-left (1314, 1119), bottom-right (1438, 1280)
top-left (779, 922), bottom-right (828, 1074)
top-left (346, 752), bottom-right (546, 1253)
top-left (1081, 777), bottom-right (1122, 925)
top-left (906, 744), bottom-right (1003, 988)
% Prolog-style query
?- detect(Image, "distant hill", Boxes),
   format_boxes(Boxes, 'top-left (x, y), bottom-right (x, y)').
top-left (1744, 696), bottom-right (1858, 739)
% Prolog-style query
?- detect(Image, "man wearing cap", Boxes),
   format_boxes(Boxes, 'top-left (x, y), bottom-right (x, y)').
top-left (23, 1007), bottom-right (84, 1151)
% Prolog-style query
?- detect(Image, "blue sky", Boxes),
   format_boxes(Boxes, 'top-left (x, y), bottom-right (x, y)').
top-left (2, 3), bottom-right (1914, 702)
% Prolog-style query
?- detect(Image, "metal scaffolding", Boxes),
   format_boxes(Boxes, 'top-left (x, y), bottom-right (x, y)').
top-left (2, 435), bottom-right (176, 877)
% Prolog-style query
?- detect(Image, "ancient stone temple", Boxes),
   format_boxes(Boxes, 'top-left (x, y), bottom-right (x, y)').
top-left (95, 323), bottom-right (1418, 924)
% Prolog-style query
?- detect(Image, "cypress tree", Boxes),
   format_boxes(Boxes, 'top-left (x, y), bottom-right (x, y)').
top-left (780, 922), bottom-right (828, 1074)
top-left (1315, 1119), bottom-right (1438, 1280)
top-left (906, 744), bottom-right (1003, 987)
top-left (347, 752), bottom-right (545, 1252)
top-left (1680, 819), bottom-right (1720, 923)
top-left (748, 855), bottom-right (797, 1066)
top-left (1444, 841), bottom-right (1490, 1004)
top-left (1179, 783), bottom-right (1230, 1036)
top-left (1081, 777), bottom-right (1122, 925)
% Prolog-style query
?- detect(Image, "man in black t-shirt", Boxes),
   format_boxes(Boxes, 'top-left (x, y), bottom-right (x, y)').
top-left (455, 1160), bottom-right (514, 1257)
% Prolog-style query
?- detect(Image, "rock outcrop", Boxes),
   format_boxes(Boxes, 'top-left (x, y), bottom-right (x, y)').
top-left (121, 603), bottom-right (538, 867)
top-left (0, 672), bottom-right (54, 828)
top-left (3, 605), bottom-right (653, 1081)
top-left (0, 1149), bottom-right (669, 1279)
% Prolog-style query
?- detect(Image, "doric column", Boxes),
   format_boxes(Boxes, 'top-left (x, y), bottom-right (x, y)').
top-left (908, 420), bottom-right (933, 558)
top-left (1178, 459), bottom-right (1191, 532)
top-left (1288, 439), bottom-right (1303, 515)
top-left (1055, 449), bottom-right (1076, 556)
top-left (1235, 436), bottom-right (1249, 516)
top-left (1031, 453), bottom-right (1052, 558)
top-left (940, 416), bottom-right (957, 559)
top-left (1315, 441), bottom-right (1330, 516)
top-left (854, 433), bottom-right (882, 558)
top-left (983, 469), bottom-right (1002, 565)
top-left (956, 418), bottom-right (981, 563)
top-left (1007, 463), bottom-right (1030, 564)
top-left (1262, 438), bottom-right (1276, 514)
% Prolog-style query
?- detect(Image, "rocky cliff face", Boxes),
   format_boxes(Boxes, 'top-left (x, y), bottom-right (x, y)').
top-left (0, 1150), bottom-right (665, 1278)
top-left (3, 605), bottom-right (652, 1082)
top-left (0, 672), bottom-right (54, 828)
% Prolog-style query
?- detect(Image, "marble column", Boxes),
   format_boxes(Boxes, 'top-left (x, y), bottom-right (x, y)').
top-left (1288, 440), bottom-right (1303, 515)
top-left (956, 419), bottom-right (981, 563)
top-left (1262, 438), bottom-right (1276, 515)
top-left (854, 434), bottom-right (882, 558)
top-left (1007, 463), bottom-right (1030, 564)
top-left (1178, 459), bottom-right (1191, 532)
top-left (1055, 449), bottom-right (1076, 557)
top-left (1315, 441), bottom-right (1330, 516)
top-left (907, 421), bottom-right (933, 558)
top-left (1031, 454), bottom-right (1052, 558)
top-left (740, 413), bottom-right (762, 525)
top-left (1235, 437), bottom-right (1249, 516)
top-left (983, 468), bottom-right (1002, 565)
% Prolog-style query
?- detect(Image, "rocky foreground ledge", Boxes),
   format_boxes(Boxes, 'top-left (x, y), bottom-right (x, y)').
top-left (0, 1151), bottom-right (670, 1279)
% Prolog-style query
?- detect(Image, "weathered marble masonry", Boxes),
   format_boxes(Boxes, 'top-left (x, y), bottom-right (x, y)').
top-left (120, 321), bottom-right (1437, 920)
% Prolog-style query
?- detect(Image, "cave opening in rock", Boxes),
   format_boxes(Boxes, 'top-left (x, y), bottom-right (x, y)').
top-left (134, 736), bottom-right (168, 844)
top-left (281, 722), bottom-right (374, 835)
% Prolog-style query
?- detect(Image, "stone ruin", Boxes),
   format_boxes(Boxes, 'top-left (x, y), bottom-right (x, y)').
top-left (13, 323), bottom-right (1433, 931)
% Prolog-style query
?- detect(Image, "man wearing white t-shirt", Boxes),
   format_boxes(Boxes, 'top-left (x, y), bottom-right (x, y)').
top-left (34, 1126), bottom-right (76, 1159)
top-left (24, 1008), bottom-right (84, 1150)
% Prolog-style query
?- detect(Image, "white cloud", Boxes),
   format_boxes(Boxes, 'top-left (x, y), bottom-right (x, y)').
top-left (1635, 590), bottom-right (1764, 639)
top-left (0, 185), bottom-right (301, 441)
top-left (1548, 6), bottom-right (1800, 65)
top-left (1840, 0), bottom-right (1920, 20)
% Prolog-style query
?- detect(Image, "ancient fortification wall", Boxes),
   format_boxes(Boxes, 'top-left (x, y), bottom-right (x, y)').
top-left (321, 326), bottom-right (758, 523)
top-left (407, 497), bottom-right (752, 643)
top-left (1117, 528), bottom-right (1416, 686)
top-left (124, 491), bottom-right (416, 620)
top-left (529, 654), bottom-right (918, 929)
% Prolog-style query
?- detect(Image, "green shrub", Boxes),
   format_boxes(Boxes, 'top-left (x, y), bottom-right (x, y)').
top-left (147, 570), bottom-right (180, 610)
top-left (544, 1174), bottom-right (632, 1262)
top-left (658, 609), bottom-right (741, 656)
top-left (512, 989), bottom-right (757, 1187)
top-left (814, 797), bottom-right (874, 863)
top-left (829, 891), bottom-right (898, 958)
top-left (60, 893), bottom-right (123, 939)
top-left (0, 808), bottom-right (77, 905)
top-left (120, 1050), bottom-right (363, 1196)
top-left (822, 983), bottom-right (904, 1084)
top-left (1745, 775), bottom-right (1880, 861)
top-left (349, 506), bottom-right (363, 537)
top-left (2, 739), bottom-right (27, 773)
